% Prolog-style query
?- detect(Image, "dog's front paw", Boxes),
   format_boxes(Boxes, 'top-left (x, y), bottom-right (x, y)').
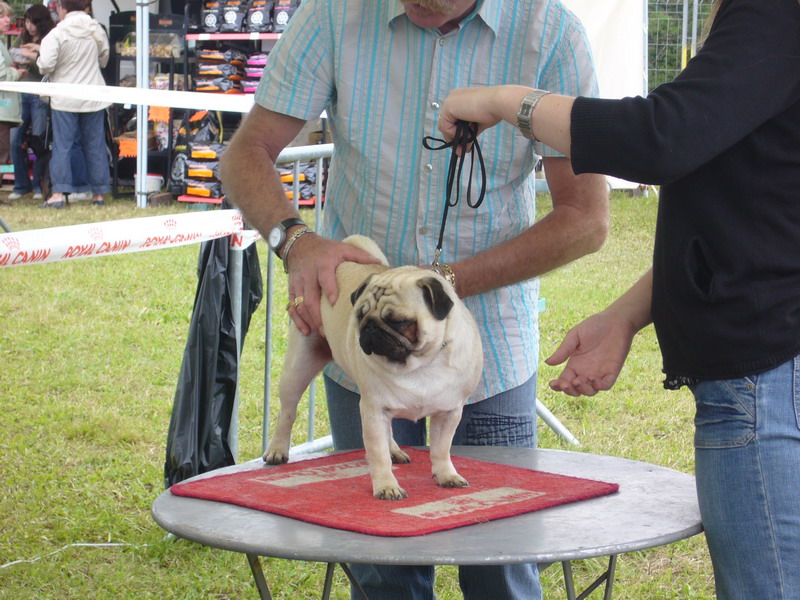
top-left (434, 472), bottom-right (469, 488)
top-left (374, 485), bottom-right (408, 501)
top-left (263, 447), bottom-right (290, 465)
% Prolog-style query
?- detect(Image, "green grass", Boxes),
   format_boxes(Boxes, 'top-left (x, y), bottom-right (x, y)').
top-left (0, 191), bottom-right (713, 599)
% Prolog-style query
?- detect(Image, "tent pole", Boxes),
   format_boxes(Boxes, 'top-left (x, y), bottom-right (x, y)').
top-left (134, 1), bottom-right (149, 208)
top-left (228, 241), bottom-right (243, 462)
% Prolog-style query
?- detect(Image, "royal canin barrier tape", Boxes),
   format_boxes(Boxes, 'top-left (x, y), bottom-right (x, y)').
top-left (0, 210), bottom-right (260, 268)
top-left (0, 81), bottom-right (256, 113)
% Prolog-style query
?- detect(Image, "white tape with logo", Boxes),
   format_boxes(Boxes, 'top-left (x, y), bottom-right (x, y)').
top-left (0, 209), bottom-right (260, 268)
top-left (0, 81), bottom-right (256, 113)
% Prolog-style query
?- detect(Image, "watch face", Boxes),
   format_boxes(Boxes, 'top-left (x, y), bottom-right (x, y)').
top-left (268, 227), bottom-right (283, 248)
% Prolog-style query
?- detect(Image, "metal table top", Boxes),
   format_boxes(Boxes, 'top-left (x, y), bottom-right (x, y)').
top-left (152, 446), bottom-right (702, 566)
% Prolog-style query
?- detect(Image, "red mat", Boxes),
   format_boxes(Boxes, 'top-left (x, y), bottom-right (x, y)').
top-left (170, 448), bottom-right (619, 537)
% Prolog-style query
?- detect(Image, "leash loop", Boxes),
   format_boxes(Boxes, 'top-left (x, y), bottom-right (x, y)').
top-left (422, 120), bottom-right (486, 264)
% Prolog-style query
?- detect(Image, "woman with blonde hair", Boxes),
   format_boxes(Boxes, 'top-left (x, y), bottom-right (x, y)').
top-left (438, 0), bottom-right (800, 598)
top-left (0, 1), bottom-right (22, 167)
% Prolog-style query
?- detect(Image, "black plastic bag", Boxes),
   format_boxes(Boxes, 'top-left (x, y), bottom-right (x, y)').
top-left (164, 230), bottom-right (263, 487)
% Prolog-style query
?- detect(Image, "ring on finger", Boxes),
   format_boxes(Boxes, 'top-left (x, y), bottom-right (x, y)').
top-left (286, 295), bottom-right (304, 311)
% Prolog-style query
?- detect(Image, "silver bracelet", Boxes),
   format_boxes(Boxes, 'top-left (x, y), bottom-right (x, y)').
top-left (516, 89), bottom-right (552, 142)
top-left (281, 227), bottom-right (312, 273)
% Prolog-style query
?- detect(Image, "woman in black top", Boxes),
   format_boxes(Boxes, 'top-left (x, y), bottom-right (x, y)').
top-left (438, 1), bottom-right (800, 598)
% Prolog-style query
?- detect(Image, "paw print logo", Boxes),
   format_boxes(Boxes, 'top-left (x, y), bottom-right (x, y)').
top-left (164, 218), bottom-right (177, 230)
top-left (2, 236), bottom-right (20, 250)
top-left (88, 227), bottom-right (103, 241)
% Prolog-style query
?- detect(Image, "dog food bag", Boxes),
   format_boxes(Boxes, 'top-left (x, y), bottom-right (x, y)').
top-left (197, 63), bottom-right (245, 81)
top-left (271, 0), bottom-right (299, 33)
top-left (220, 0), bottom-right (247, 32)
top-left (195, 48), bottom-right (247, 67)
top-left (195, 77), bottom-right (244, 93)
top-left (189, 143), bottom-right (227, 160)
top-left (246, 52), bottom-right (269, 66)
top-left (202, 0), bottom-right (223, 32)
top-left (186, 160), bottom-right (221, 180)
top-left (185, 178), bottom-right (224, 199)
top-left (246, 0), bottom-right (273, 32)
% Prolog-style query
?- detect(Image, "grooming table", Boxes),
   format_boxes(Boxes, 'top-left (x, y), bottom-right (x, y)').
top-left (152, 447), bottom-right (703, 599)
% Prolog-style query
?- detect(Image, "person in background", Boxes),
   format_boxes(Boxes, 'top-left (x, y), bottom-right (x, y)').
top-left (8, 3), bottom-right (56, 201)
top-left (220, 1), bottom-right (609, 598)
top-left (36, 0), bottom-right (109, 208)
top-left (0, 1), bottom-right (22, 170)
top-left (438, 0), bottom-right (800, 598)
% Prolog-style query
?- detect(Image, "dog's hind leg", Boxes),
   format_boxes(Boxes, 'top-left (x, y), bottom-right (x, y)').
top-left (389, 437), bottom-right (411, 464)
top-left (429, 407), bottom-right (468, 488)
top-left (263, 326), bottom-right (331, 465)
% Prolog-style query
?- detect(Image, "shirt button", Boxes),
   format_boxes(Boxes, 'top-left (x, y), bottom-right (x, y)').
top-left (438, 38), bottom-right (446, 46)
top-left (431, 101), bottom-right (440, 110)
top-left (424, 163), bottom-right (433, 173)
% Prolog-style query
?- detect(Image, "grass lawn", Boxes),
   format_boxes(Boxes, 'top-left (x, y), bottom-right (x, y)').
top-left (0, 191), bottom-right (713, 599)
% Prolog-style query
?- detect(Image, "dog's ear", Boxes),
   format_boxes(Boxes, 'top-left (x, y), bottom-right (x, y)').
top-left (417, 277), bottom-right (454, 321)
top-left (350, 275), bottom-right (375, 306)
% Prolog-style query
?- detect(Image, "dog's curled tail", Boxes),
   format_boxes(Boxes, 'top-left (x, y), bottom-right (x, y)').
top-left (342, 235), bottom-right (390, 266)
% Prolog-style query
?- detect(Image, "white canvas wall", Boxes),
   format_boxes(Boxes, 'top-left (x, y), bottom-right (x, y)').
top-left (565, 0), bottom-right (647, 99)
top-left (564, 0), bottom-right (648, 188)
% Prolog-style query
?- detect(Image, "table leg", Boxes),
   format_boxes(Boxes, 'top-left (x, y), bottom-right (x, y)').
top-left (561, 555), bottom-right (617, 600)
top-left (245, 554), bottom-right (273, 600)
top-left (321, 563), bottom-right (336, 599)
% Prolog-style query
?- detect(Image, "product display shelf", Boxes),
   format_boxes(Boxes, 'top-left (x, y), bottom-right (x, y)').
top-left (111, 54), bottom-right (183, 198)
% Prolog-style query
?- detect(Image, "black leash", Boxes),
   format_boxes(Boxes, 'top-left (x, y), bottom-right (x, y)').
top-left (422, 120), bottom-right (486, 267)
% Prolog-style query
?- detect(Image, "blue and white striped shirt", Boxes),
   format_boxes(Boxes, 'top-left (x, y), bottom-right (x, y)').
top-left (256, 0), bottom-right (598, 402)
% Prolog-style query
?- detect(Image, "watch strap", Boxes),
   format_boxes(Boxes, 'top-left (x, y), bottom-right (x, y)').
top-left (516, 89), bottom-right (551, 142)
top-left (270, 217), bottom-right (306, 256)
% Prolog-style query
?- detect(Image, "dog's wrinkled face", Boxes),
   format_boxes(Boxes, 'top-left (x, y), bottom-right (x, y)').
top-left (350, 268), bottom-right (454, 365)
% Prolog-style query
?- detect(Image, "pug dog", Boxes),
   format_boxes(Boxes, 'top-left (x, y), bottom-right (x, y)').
top-left (264, 235), bottom-right (483, 500)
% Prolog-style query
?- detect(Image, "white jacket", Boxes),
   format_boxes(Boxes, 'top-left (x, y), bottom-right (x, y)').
top-left (37, 11), bottom-right (111, 112)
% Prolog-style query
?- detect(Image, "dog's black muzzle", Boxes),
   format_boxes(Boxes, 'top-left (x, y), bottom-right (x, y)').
top-left (359, 319), bottom-right (412, 363)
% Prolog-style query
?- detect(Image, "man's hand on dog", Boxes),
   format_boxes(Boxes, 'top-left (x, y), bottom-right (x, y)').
top-left (285, 234), bottom-right (383, 335)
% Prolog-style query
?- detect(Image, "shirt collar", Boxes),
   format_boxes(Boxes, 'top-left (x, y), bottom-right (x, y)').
top-left (387, 0), bottom-right (500, 35)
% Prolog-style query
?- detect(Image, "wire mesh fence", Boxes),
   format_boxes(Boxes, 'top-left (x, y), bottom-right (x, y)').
top-left (648, 0), bottom-right (715, 90)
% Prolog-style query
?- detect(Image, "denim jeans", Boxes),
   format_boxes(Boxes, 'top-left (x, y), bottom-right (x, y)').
top-left (691, 355), bottom-right (800, 600)
top-left (50, 108), bottom-right (109, 195)
top-left (10, 93), bottom-right (47, 194)
top-left (325, 375), bottom-right (541, 600)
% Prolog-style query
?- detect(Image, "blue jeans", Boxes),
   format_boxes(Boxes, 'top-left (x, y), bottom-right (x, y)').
top-left (325, 375), bottom-right (541, 600)
top-left (691, 355), bottom-right (800, 600)
top-left (11, 93), bottom-right (48, 194)
top-left (50, 108), bottom-right (109, 195)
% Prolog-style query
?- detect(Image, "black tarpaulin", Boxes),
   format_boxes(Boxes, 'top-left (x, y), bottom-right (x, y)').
top-left (164, 230), bottom-right (262, 487)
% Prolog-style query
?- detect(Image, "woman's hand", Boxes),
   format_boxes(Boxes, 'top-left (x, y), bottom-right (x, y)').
top-left (438, 85), bottom-right (533, 143)
top-left (545, 310), bottom-right (638, 397)
top-left (20, 43), bottom-right (39, 59)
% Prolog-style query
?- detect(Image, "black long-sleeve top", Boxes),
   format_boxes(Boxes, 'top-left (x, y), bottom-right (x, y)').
top-left (570, 0), bottom-right (800, 385)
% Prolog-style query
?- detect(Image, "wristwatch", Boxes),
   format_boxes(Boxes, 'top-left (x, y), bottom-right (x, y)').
top-left (267, 217), bottom-right (306, 257)
top-left (516, 89), bottom-right (551, 141)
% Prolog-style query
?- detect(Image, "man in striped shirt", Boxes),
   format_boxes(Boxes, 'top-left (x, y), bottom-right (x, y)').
top-left (221, 1), bottom-right (608, 598)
